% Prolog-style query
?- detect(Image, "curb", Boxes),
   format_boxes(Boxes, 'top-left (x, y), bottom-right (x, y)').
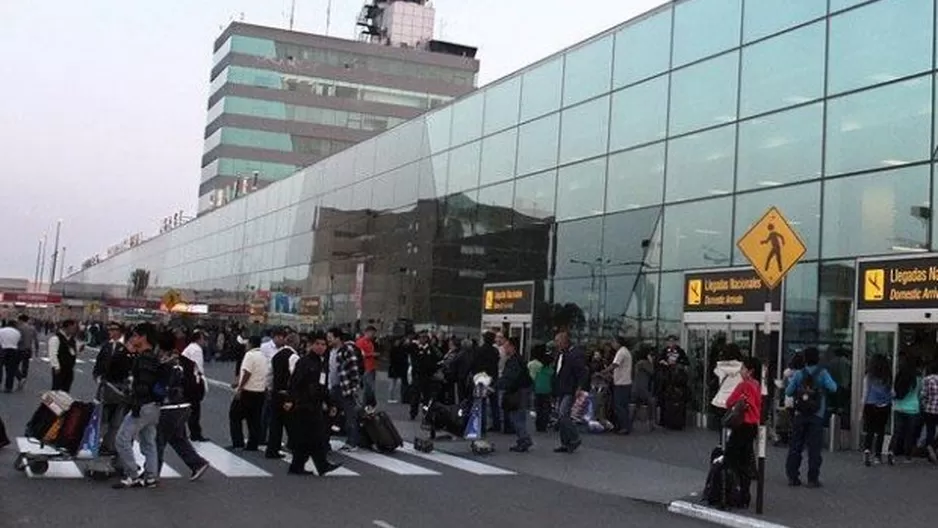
top-left (668, 501), bottom-right (793, 528)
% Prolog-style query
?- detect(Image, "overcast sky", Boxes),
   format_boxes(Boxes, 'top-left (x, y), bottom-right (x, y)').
top-left (0, 0), bottom-right (662, 280)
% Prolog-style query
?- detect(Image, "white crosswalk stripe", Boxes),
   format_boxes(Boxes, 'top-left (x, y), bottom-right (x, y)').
top-left (193, 442), bottom-right (271, 477)
top-left (38, 357), bottom-right (88, 365)
top-left (13, 437), bottom-right (516, 480)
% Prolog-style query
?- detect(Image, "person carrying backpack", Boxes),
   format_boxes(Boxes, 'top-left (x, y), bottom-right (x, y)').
top-left (784, 347), bottom-right (837, 488)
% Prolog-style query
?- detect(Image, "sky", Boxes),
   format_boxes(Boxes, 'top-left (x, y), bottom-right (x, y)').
top-left (0, 0), bottom-right (662, 280)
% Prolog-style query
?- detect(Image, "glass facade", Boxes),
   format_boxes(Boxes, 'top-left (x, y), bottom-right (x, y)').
top-left (71, 0), bottom-right (938, 377)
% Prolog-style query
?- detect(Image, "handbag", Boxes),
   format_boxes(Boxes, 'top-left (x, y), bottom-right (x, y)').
top-left (722, 398), bottom-right (748, 429)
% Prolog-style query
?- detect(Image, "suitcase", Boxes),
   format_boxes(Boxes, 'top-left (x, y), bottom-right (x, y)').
top-left (40, 391), bottom-right (74, 416)
top-left (26, 404), bottom-right (60, 441)
top-left (55, 402), bottom-right (94, 455)
top-left (360, 410), bottom-right (403, 453)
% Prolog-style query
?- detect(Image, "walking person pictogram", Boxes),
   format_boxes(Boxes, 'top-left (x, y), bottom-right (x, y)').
top-left (761, 223), bottom-right (785, 273)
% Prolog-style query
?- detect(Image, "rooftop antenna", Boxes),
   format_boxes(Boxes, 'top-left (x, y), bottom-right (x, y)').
top-left (289, 0), bottom-right (296, 30)
top-left (326, 0), bottom-right (333, 36)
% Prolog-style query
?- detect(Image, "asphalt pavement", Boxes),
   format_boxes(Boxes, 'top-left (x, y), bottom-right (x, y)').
top-left (0, 351), bottom-right (707, 528)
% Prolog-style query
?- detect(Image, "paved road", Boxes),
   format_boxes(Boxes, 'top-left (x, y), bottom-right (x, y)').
top-left (0, 354), bottom-right (706, 528)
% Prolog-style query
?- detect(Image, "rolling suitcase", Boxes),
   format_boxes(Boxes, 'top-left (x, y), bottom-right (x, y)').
top-left (55, 402), bottom-right (94, 455)
top-left (26, 404), bottom-right (59, 441)
top-left (360, 410), bottom-right (403, 453)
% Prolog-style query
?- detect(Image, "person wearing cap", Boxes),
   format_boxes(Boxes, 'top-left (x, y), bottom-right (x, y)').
top-left (182, 330), bottom-right (209, 442)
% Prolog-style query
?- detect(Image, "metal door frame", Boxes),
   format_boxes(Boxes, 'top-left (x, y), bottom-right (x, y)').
top-left (852, 322), bottom-right (899, 449)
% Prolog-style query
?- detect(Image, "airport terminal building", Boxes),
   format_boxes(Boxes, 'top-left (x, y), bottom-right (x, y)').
top-left (62, 0), bottom-right (938, 440)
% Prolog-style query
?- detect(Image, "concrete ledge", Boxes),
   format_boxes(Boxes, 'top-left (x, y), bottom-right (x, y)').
top-left (668, 500), bottom-right (793, 528)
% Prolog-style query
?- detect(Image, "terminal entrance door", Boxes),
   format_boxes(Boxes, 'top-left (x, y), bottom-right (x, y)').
top-left (682, 268), bottom-right (783, 430)
top-left (481, 281), bottom-right (535, 358)
top-left (852, 254), bottom-right (938, 449)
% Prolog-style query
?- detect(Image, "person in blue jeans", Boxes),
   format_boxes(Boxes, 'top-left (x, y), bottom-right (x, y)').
top-left (785, 347), bottom-right (837, 488)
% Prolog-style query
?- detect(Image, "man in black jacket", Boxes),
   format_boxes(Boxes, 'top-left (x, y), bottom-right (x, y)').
top-left (409, 332), bottom-right (442, 421)
top-left (266, 329), bottom-right (299, 459)
top-left (113, 323), bottom-right (163, 489)
top-left (93, 323), bottom-right (132, 456)
top-left (552, 331), bottom-right (588, 454)
top-left (48, 320), bottom-right (79, 392)
top-left (286, 332), bottom-right (341, 476)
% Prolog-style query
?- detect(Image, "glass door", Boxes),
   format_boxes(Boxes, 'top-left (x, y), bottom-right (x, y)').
top-left (730, 325), bottom-right (756, 357)
top-left (854, 323), bottom-right (898, 448)
top-left (685, 326), bottom-right (709, 426)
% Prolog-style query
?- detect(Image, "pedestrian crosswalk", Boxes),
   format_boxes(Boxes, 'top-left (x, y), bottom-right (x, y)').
top-left (12, 437), bottom-right (516, 480)
top-left (38, 357), bottom-right (89, 365)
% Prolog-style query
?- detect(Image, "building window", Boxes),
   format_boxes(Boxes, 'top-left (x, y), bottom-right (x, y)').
top-left (562, 35), bottom-right (613, 107)
top-left (742, 0), bottom-right (825, 43)
top-left (513, 170), bottom-right (556, 226)
top-left (609, 76), bottom-right (669, 152)
top-left (445, 141), bottom-right (481, 196)
top-left (554, 217), bottom-right (604, 279)
top-left (559, 96), bottom-right (610, 165)
top-left (739, 21), bottom-right (825, 118)
top-left (556, 158), bottom-right (606, 221)
top-left (665, 124), bottom-right (736, 203)
top-left (736, 103), bottom-right (823, 192)
top-left (669, 51), bottom-right (739, 136)
top-left (822, 166), bottom-right (930, 259)
top-left (450, 92), bottom-right (485, 146)
top-left (483, 76), bottom-right (521, 135)
top-left (673, 0), bottom-right (741, 67)
top-left (613, 7), bottom-right (672, 88)
top-left (828, 0), bottom-right (933, 95)
top-left (479, 128), bottom-right (518, 187)
top-left (516, 113), bottom-right (560, 177)
top-left (825, 75), bottom-right (932, 177)
top-left (661, 197), bottom-right (733, 270)
top-left (520, 57), bottom-right (564, 122)
top-left (606, 142), bottom-right (665, 213)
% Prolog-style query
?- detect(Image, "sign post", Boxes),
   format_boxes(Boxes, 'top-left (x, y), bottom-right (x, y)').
top-left (736, 206), bottom-right (806, 516)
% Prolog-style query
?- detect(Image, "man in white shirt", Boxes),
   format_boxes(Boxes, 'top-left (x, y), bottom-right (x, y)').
top-left (608, 336), bottom-right (634, 435)
top-left (182, 330), bottom-right (209, 442)
top-left (259, 334), bottom-right (279, 444)
top-left (0, 320), bottom-right (23, 393)
top-left (230, 336), bottom-right (268, 451)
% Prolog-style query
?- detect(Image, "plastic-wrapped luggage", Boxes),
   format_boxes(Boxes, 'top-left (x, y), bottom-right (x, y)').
top-left (55, 402), bottom-right (95, 456)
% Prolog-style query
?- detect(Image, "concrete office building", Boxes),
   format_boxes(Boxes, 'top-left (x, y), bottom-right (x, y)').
top-left (65, 0), bottom-right (938, 443)
top-left (201, 7), bottom-right (479, 214)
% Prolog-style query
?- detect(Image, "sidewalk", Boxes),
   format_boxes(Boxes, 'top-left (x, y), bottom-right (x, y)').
top-left (205, 365), bottom-right (937, 527)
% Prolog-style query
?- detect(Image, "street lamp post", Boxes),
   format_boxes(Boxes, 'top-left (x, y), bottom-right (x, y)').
top-left (49, 220), bottom-right (62, 285)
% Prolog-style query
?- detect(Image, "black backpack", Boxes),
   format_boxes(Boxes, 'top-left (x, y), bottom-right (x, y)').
top-left (794, 368), bottom-right (822, 415)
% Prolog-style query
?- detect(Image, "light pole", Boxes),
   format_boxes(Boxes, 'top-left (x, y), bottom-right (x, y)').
top-left (33, 238), bottom-right (43, 288)
top-left (49, 219), bottom-right (62, 284)
top-left (38, 232), bottom-right (47, 286)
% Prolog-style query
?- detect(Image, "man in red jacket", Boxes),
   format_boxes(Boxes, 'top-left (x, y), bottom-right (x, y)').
top-left (356, 326), bottom-right (378, 408)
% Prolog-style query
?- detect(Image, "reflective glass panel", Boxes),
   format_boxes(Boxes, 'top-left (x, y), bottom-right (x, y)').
top-left (556, 158), bottom-right (606, 221)
top-left (479, 128), bottom-right (518, 187)
top-left (551, 277), bottom-right (593, 337)
top-left (673, 0), bottom-right (742, 66)
top-left (483, 76), bottom-right (521, 135)
top-left (426, 107), bottom-right (452, 154)
top-left (657, 271), bottom-right (684, 340)
top-left (732, 182), bottom-right (821, 264)
top-left (446, 141), bottom-right (481, 195)
top-left (451, 93), bottom-right (485, 146)
top-left (602, 208), bottom-right (664, 267)
top-left (831, 0), bottom-right (871, 11)
top-left (559, 96), bottom-right (610, 165)
top-left (563, 35), bottom-right (614, 107)
top-left (736, 103), bottom-right (823, 191)
top-left (740, 21), bottom-right (825, 117)
top-left (783, 261), bottom-right (819, 346)
top-left (609, 76), bottom-right (668, 151)
top-left (520, 57), bottom-right (564, 122)
top-left (669, 52), bottom-right (739, 135)
top-left (828, 0), bottom-right (933, 95)
top-left (665, 124), bottom-right (736, 202)
top-left (818, 260), bottom-right (855, 346)
top-left (822, 166), bottom-right (931, 258)
top-left (513, 170), bottom-right (557, 226)
top-left (613, 8), bottom-right (672, 88)
top-left (606, 142), bottom-right (665, 212)
top-left (517, 113), bottom-right (560, 177)
top-left (554, 217), bottom-right (604, 279)
top-left (743, 0), bottom-right (826, 42)
top-left (477, 181), bottom-right (515, 235)
top-left (661, 197), bottom-right (733, 270)
top-left (825, 76), bottom-right (932, 176)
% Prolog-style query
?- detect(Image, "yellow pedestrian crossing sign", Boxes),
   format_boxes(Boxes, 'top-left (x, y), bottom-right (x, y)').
top-left (864, 269), bottom-right (885, 301)
top-left (736, 206), bottom-right (806, 290)
top-left (687, 279), bottom-right (702, 306)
